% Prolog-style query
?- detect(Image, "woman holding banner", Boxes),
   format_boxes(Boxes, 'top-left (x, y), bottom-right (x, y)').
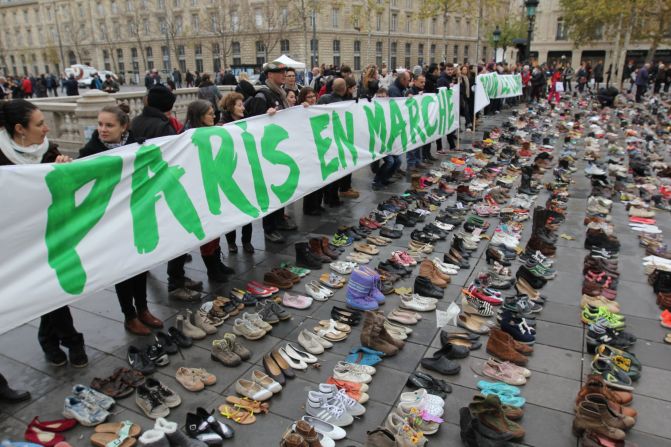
top-left (79, 104), bottom-right (165, 336)
top-left (0, 99), bottom-right (88, 366)
top-left (219, 93), bottom-right (255, 253)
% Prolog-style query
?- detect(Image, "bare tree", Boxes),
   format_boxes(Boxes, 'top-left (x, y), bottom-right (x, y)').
top-left (159, 2), bottom-right (190, 73)
top-left (349, 0), bottom-right (385, 66)
top-left (203, 0), bottom-right (235, 71)
top-left (249, 0), bottom-right (292, 62)
top-left (125, 0), bottom-right (149, 72)
top-left (59, 3), bottom-right (89, 63)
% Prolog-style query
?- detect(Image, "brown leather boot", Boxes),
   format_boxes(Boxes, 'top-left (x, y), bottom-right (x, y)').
top-left (486, 331), bottom-right (528, 366)
top-left (320, 237), bottom-right (339, 260)
top-left (281, 433), bottom-right (308, 447)
top-left (577, 393), bottom-right (637, 420)
top-left (308, 238), bottom-right (332, 263)
top-left (360, 312), bottom-right (399, 356)
top-left (577, 375), bottom-right (633, 406)
top-left (469, 394), bottom-right (525, 439)
top-left (489, 328), bottom-right (533, 355)
top-left (124, 317), bottom-right (151, 335)
top-left (374, 311), bottom-right (405, 350)
top-left (418, 260), bottom-right (448, 288)
top-left (294, 420), bottom-right (321, 447)
top-left (572, 401), bottom-right (626, 440)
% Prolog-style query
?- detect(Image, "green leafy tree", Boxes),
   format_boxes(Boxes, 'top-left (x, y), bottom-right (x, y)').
top-left (485, 16), bottom-right (528, 55)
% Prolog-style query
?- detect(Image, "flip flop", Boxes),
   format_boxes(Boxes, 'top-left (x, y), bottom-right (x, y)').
top-left (225, 396), bottom-right (269, 414)
top-left (94, 421), bottom-right (142, 437)
top-left (91, 421), bottom-right (140, 447)
top-left (313, 321), bottom-right (348, 341)
top-left (218, 404), bottom-right (257, 424)
top-left (319, 273), bottom-right (346, 289)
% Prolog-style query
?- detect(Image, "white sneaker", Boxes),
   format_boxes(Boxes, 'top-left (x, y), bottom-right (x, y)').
top-left (399, 389), bottom-right (445, 417)
top-left (400, 294), bottom-right (437, 312)
top-left (298, 329), bottom-right (325, 354)
top-left (305, 392), bottom-right (354, 427)
top-left (332, 365), bottom-right (372, 384)
top-left (317, 384), bottom-right (366, 416)
top-left (335, 361), bottom-right (376, 376)
top-left (432, 258), bottom-right (459, 275)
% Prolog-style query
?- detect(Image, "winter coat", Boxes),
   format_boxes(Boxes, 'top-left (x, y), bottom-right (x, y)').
top-left (130, 106), bottom-right (176, 140)
top-left (387, 78), bottom-right (406, 97)
top-left (197, 82), bottom-right (222, 111)
top-left (79, 130), bottom-right (139, 158)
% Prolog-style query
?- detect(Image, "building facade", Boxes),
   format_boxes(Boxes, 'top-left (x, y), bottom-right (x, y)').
top-left (0, 0), bottom-right (497, 83)
top-left (528, 0), bottom-right (671, 73)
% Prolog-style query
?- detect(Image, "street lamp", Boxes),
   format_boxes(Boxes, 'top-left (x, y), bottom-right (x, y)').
top-left (493, 25), bottom-right (501, 63)
top-left (525, 0), bottom-right (539, 63)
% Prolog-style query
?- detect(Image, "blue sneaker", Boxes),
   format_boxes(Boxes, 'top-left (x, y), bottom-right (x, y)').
top-left (72, 384), bottom-right (115, 410)
top-left (500, 315), bottom-right (536, 344)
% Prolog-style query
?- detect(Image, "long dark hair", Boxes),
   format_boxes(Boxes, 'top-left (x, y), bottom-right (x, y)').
top-left (184, 99), bottom-right (213, 129)
top-left (0, 99), bottom-right (38, 137)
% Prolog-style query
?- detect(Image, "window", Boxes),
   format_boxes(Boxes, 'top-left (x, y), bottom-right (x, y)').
top-left (405, 15), bottom-right (411, 33)
top-left (46, 7), bottom-right (52, 21)
top-left (430, 44), bottom-right (436, 63)
top-left (159, 18), bottom-right (167, 34)
top-left (231, 11), bottom-right (239, 31)
top-left (158, 0), bottom-right (165, 8)
top-left (191, 14), bottom-right (199, 33)
top-left (376, 41), bottom-right (383, 67)
top-left (143, 18), bottom-right (149, 35)
top-left (146, 46), bottom-right (154, 70)
top-left (280, 7), bottom-right (288, 26)
top-left (376, 13), bottom-right (382, 31)
top-left (26, 28), bottom-right (33, 45)
top-left (97, 3), bottom-right (104, 16)
top-left (419, 19), bottom-right (424, 33)
top-left (131, 47), bottom-right (139, 73)
top-left (556, 18), bottom-right (568, 40)
top-left (111, 0), bottom-right (118, 14)
top-left (391, 14), bottom-right (397, 32)
top-left (431, 18), bottom-right (436, 34)
top-left (333, 40), bottom-right (340, 66)
top-left (391, 41), bottom-right (397, 69)
top-left (256, 41), bottom-right (266, 66)
top-left (464, 45), bottom-right (469, 63)
top-left (173, 0), bottom-right (180, 6)
top-left (332, 8), bottom-right (338, 28)
top-left (310, 39), bottom-right (319, 66)
top-left (126, 0), bottom-right (132, 12)
top-left (178, 44), bottom-right (186, 72)
top-left (103, 49), bottom-right (111, 71)
top-left (454, 17), bottom-right (461, 35)
top-left (281, 39), bottom-right (290, 53)
top-left (255, 9), bottom-right (263, 27)
top-left (78, 3), bottom-right (85, 17)
top-left (161, 46), bottom-right (170, 70)
top-left (406, 0), bottom-right (411, 7)
top-left (131, 47), bottom-right (138, 59)
top-left (232, 41), bottom-right (241, 65)
top-left (594, 24), bottom-right (603, 39)
top-left (404, 42), bottom-right (411, 68)
top-left (453, 44), bottom-right (458, 63)
top-left (114, 21), bottom-right (121, 39)
top-left (212, 43), bottom-right (220, 71)
top-left (418, 43), bottom-right (424, 65)
top-left (392, 0), bottom-right (397, 5)
top-left (175, 16), bottom-right (183, 34)
top-left (195, 44), bottom-right (203, 72)
top-left (100, 23), bottom-right (107, 41)
top-left (353, 40), bottom-right (361, 71)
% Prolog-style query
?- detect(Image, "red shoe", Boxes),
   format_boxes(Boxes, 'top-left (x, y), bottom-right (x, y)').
top-left (29, 416), bottom-right (77, 432)
top-left (467, 285), bottom-right (503, 305)
top-left (246, 281), bottom-right (276, 297)
top-left (25, 425), bottom-right (65, 446)
top-left (629, 216), bottom-right (656, 225)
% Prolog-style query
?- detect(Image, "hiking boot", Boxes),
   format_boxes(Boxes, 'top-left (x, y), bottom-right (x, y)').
top-left (211, 338), bottom-right (242, 366)
top-left (468, 394), bottom-right (525, 439)
top-left (135, 384), bottom-right (170, 419)
top-left (223, 333), bottom-right (251, 360)
top-left (309, 238), bottom-right (333, 263)
top-left (486, 330), bottom-right (529, 366)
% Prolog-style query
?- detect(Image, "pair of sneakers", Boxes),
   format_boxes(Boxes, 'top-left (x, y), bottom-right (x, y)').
top-left (305, 383), bottom-right (367, 427)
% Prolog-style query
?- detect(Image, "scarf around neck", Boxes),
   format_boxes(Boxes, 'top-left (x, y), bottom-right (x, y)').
top-left (265, 79), bottom-right (289, 109)
top-left (102, 132), bottom-right (129, 150)
top-left (0, 129), bottom-right (49, 165)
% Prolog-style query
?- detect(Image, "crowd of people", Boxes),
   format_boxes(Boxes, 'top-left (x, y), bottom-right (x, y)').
top-left (0, 53), bottom-right (669, 417)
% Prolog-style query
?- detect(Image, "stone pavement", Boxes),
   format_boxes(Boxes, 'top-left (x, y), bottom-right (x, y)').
top-left (1, 110), bottom-right (670, 447)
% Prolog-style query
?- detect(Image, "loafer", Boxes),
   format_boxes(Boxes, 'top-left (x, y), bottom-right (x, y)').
top-left (420, 355), bottom-right (461, 375)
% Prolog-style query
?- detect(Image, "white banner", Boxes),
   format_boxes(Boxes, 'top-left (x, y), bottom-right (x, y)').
top-left (473, 73), bottom-right (523, 113)
top-left (0, 87), bottom-right (459, 334)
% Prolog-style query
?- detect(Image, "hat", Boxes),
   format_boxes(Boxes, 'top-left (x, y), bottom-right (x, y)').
top-left (147, 85), bottom-right (176, 112)
top-left (263, 60), bottom-right (287, 73)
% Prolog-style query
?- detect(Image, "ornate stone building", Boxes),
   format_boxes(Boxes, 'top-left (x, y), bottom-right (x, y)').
top-left (0, 0), bottom-right (497, 82)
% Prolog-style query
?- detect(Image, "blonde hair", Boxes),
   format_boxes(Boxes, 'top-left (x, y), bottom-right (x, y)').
top-left (238, 72), bottom-right (249, 81)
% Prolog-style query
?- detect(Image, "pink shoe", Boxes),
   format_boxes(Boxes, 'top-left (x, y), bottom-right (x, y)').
top-left (282, 292), bottom-right (313, 309)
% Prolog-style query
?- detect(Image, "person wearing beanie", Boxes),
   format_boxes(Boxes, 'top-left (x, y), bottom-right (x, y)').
top-left (130, 85), bottom-right (203, 303)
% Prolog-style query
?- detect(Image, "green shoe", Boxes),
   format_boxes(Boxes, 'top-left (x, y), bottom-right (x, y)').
top-left (595, 344), bottom-right (642, 370)
top-left (591, 357), bottom-right (635, 389)
top-left (279, 262), bottom-right (310, 277)
top-left (581, 306), bottom-right (625, 329)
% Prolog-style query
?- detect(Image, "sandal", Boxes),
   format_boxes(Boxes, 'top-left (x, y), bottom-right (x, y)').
top-left (319, 273), bottom-right (346, 288)
top-left (91, 420), bottom-right (141, 447)
top-left (353, 242), bottom-right (380, 255)
top-left (225, 396), bottom-right (269, 414)
top-left (218, 404), bottom-right (257, 424)
top-left (313, 321), bottom-right (348, 341)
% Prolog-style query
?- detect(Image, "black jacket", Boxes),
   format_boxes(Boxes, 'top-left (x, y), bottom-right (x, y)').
top-left (78, 130), bottom-right (139, 158)
top-left (245, 84), bottom-right (286, 117)
top-left (64, 78), bottom-right (79, 96)
top-left (387, 78), bottom-right (406, 97)
top-left (235, 80), bottom-right (256, 100)
top-left (317, 92), bottom-right (346, 104)
top-left (130, 106), bottom-right (176, 140)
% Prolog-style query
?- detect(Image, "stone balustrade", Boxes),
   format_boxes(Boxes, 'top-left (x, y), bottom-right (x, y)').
top-left (29, 86), bottom-right (240, 154)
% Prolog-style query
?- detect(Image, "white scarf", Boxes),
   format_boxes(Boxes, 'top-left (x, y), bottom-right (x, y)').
top-left (0, 129), bottom-right (49, 165)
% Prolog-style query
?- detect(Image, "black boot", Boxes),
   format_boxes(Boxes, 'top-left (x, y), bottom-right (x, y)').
top-left (0, 374), bottom-right (30, 402)
top-left (215, 247), bottom-right (235, 275)
top-left (295, 242), bottom-right (322, 269)
top-left (202, 254), bottom-right (229, 283)
top-left (63, 334), bottom-right (88, 368)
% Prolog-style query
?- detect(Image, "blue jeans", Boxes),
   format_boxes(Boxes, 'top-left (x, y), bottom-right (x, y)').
top-left (406, 148), bottom-right (421, 169)
top-left (374, 155), bottom-right (402, 185)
